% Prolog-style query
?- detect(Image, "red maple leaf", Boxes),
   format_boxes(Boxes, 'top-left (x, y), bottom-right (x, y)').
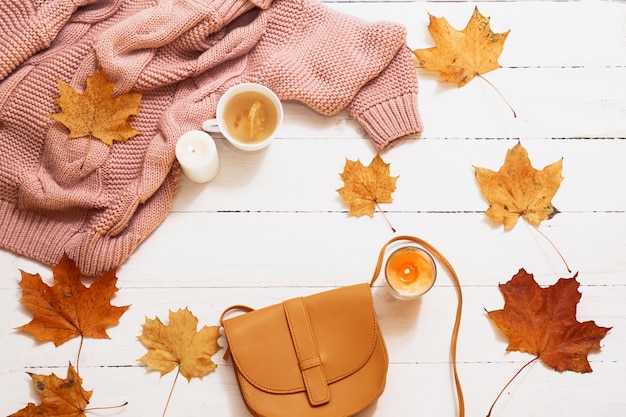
top-left (485, 269), bottom-right (611, 415)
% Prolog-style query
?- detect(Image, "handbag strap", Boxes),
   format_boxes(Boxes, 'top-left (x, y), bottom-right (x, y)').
top-left (370, 235), bottom-right (465, 417)
top-left (219, 305), bottom-right (254, 326)
top-left (219, 305), bottom-right (254, 360)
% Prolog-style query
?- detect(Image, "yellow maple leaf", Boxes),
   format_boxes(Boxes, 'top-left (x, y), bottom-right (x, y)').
top-left (138, 307), bottom-right (221, 381)
top-left (474, 142), bottom-right (563, 230)
top-left (337, 153), bottom-right (398, 217)
top-left (49, 67), bottom-right (142, 145)
top-left (412, 7), bottom-right (510, 87)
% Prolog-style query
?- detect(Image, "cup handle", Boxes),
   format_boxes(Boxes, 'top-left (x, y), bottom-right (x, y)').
top-left (202, 118), bottom-right (220, 133)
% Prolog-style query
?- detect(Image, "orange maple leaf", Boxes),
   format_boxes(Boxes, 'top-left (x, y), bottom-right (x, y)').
top-left (474, 142), bottom-right (563, 230)
top-left (18, 253), bottom-right (129, 346)
top-left (337, 153), bottom-right (398, 217)
top-left (412, 7), bottom-right (510, 87)
top-left (9, 364), bottom-right (91, 417)
top-left (138, 307), bottom-right (221, 381)
top-left (49, 67), bottom-right (142, 145)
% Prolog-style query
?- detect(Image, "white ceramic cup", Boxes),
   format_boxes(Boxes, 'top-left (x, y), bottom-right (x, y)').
top-left (202, 83), bottom-right (283, 151)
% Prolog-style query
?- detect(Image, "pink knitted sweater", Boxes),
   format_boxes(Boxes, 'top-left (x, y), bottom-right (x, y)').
top-left (0, 0), bottom-right (422, 275)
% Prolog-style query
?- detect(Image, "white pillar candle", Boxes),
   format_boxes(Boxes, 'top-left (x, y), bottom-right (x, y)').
top-left (175, 130), bottom-right (220, 183)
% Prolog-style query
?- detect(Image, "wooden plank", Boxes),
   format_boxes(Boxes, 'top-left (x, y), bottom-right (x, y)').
top-left (328, 0), bottom-right (626, 68)
top-left (2, 360), bottom-right (623, 417)
top-left (170, 137), bottom-right (626, 213)
top-left (18, 211), bottom-right (618, 289)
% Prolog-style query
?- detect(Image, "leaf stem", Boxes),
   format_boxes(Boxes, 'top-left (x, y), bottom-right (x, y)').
top-left (75, 335), bottom-right (92, 405)
top-left (486, 356), bottom-right (539, 417)
top-left (375, 202), bottom-right (396, 233)
top-left (162, 368), bottom-right (181, 417)
top-left (529, 223), bottom-right (571, 273)
top-left (76, 335), bottom-right (84, 377)
top-left (477, 73), bottom-right (517, 118)
top-left (86, 401), bottom-right (129, 411)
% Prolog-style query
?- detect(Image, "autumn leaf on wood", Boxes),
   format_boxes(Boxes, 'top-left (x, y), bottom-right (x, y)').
top-left (18, 253), bottom-right (129, 346)
top-left (9, 364), bottom-right (91, 417)
top-left (474, 142), bottom-right (563, 230)
top-left (485, 269), bottom-right (611, 416)
top-left (337, 153), bottom-right (398, 217)
top-left (49, 67), bottom-right (142, 145)
top-left (412, 7), bottom-right (510, 87)
top-left (488, 269), bottom-right (610, 372)
top-left (138, 307), bottom-right (221, 381)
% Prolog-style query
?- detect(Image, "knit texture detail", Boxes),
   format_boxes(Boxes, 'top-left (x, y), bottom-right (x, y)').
top-left (356, 92), bottom-right (422, 150)
top-left (0, 0), bottom-right (71, 79)
top-left (0, 0), bottom-right (422, 276)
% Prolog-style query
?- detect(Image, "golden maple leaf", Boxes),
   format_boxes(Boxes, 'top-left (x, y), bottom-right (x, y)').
top-left (9, 364), bottom-right (92, 417)
top-left (337, 153), bottom-right (398, 217)
top-left (412, 7), bottom-right (510, 87)
top-left (474, 142), bottom-right (563, 230)
top-left (49, 67), bottom-right (142, 145)
top-left (138, 307), bottom-right (221, 381)
top-left (18, 253), bottom-right (129, 346)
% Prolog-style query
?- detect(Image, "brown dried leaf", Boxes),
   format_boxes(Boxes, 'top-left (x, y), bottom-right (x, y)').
top-left (487, 269), bottom-right (611, 373)
top-left (9, 364), bottom-right (91, 417)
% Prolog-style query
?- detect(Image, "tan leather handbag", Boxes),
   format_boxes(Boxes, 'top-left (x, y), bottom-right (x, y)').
top-left (220, 235), bottom-right (465, 417)
top-left (220, 283), bottom-right (388, 417)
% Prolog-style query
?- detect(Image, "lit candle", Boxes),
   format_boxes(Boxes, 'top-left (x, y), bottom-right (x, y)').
top-left (385, 246), bottom-right (437, 300)
top-left (175, 130), bottom-right (220, 183)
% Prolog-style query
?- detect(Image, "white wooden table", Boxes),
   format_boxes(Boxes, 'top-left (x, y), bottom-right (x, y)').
top-left (1, 1), bottom-right (624, 416)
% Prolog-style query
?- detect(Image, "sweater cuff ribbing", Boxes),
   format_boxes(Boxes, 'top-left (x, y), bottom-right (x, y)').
top-left (355, 92), bottom-right (423, 151)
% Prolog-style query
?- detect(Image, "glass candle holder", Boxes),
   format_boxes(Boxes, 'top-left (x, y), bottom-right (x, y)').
top-left (384, 246), bottom-right (437, 300)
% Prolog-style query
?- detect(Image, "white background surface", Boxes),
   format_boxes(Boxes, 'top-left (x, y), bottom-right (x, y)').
top-left (1, 1), bottom-right (625, 416)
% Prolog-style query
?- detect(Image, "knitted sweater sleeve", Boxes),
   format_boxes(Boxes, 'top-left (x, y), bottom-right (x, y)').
top-left (255, 0), bottom-right (422, 150)
top-left (347, 46), bottom-right (422, 150)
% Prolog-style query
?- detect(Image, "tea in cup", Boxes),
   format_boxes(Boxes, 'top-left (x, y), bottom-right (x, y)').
top-left (202, 83), bottom-right (283, 151)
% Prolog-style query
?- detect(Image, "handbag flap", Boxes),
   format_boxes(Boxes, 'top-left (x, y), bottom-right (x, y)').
top-left (222, 283), bottom-right (379, 394)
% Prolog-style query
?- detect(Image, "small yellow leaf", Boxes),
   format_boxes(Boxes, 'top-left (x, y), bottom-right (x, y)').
top-left (337, 153), bottom-right (398, 217)
top-left (474, 142), bottom-right (563, 230)
top-left (413, 7), bottom-right (510, 87)
top-left (138, 307), bottom-right (221, 381)
top-left (49, 67), bottom-right (142, 145)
